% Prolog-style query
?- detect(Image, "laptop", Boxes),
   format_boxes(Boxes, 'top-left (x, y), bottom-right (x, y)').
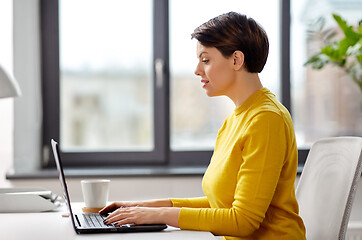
top-left (50, 139), bottom-right (167, 234)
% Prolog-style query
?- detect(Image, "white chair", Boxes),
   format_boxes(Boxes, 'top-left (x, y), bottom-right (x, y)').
top-left (296, 137), bottom-right (362, 240)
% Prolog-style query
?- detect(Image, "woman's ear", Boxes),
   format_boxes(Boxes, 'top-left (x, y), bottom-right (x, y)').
top-left (233, 51), bottom-right (245, 71)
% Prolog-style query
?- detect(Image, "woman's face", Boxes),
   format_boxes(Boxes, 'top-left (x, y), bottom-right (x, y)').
top-left (194, 42), bottom-right (236, 97)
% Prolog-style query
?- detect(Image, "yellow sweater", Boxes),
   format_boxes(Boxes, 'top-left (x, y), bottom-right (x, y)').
top-left (171, 88), bottom-right (306, 239)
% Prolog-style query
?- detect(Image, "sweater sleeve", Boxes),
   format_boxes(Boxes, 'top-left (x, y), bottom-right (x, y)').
top-left (177, 112), bottom-right (288, 237)
top-left (170, 197), bottom-right (210, 208)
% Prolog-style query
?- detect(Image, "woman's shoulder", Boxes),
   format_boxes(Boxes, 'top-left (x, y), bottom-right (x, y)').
top-left (249, 90), bottom-right (291, 121)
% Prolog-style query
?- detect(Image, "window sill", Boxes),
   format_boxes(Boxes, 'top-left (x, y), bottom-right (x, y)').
top-left (6, 166), bottom-right (208, 180)
top-left (7, 165), bottom-right (304, 180)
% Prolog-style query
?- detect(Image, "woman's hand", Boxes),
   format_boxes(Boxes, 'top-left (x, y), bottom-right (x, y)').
top-left (99, 199), bottom-right (173, 215)
top-left (99, 201), bottom-right (144, 214)
top-left (102, 206), bottom-right (180, 227)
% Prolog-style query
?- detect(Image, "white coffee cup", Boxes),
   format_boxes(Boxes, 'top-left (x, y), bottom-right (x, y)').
top-left (81, 179), bottom-right (110, 209)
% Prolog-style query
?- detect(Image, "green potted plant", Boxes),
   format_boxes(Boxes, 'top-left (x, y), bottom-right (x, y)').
top-left (304, 14), bottom-right (362, 94)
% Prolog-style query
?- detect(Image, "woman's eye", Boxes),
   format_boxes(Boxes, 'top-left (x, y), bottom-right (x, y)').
top-left (202, 59), bottom-right (209, 63)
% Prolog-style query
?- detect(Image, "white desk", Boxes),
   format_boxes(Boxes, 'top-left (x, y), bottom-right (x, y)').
top-left (0, 203), bottom-right (216, 240)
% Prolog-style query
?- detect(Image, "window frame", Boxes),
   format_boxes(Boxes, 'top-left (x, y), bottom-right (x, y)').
top-left (41, 0), bottom-right (307, 169)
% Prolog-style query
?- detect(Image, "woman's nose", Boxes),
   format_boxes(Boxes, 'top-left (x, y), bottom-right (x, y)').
top-left (194, 63), bottom-right (202, 76)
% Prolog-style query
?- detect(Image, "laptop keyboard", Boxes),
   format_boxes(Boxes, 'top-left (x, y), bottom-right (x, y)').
top-left (83, 213), bottom-right (110, 228)
top-left (83, 213), bottom-right (133, 228)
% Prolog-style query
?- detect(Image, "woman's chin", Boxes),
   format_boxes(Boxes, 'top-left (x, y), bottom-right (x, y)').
top-left (205, 90), bottom-right (221, 98)
top-left (205, 92), bottom-right (215, 97)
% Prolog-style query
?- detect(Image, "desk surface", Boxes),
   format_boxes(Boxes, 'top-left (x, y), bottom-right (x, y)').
top-left (0, 203), bottom-right (216, 240)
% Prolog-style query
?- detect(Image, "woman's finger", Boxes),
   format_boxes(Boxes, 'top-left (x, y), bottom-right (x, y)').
top-left (99, 202), bottom-right (119, 214)
top-left (104, 207), bottom-right (132, 224)
top-left (114, 217), bottom-right (136, 226)
top-left (99, 205), bottom-right (111, 214)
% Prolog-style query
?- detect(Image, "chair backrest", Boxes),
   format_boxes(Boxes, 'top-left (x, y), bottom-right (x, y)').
top-left (296, 137), bottom-right (362, 240)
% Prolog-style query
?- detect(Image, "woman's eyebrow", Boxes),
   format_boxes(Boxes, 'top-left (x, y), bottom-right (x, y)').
top-left (198, 51), bottom-right (208, 58)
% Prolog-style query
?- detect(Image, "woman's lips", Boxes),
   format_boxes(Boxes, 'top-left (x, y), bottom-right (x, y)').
top-left (201, 80), bottom-right (209, 88)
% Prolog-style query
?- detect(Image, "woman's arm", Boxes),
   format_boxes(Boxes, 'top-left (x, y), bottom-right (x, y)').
top-left (170, 196), bottom-right (210, 208)
top-left (99, 198), bottom-right (173, 214)
top-left (100, 197), bottom-right (210, 227)
top-left (100, 196), bottom-right (210, 216)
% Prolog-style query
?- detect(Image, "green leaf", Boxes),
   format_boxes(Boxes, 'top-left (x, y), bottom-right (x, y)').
top-left (358, 54), bottom-right (362, 65)
top-left (305, 14), bottom-right (362, 88)
top-left (347, 40), bottom-right (362, 56)
top-left (321, 45), bottom-right (343, 61)
top-left (304, 53), bottom-right (329, 69)
top-left (338, 37), bottom-right (358, 55)
top-left (333, 14), bottom-right (361, 42)
top-left (351, 39), bottom-right (362, 65)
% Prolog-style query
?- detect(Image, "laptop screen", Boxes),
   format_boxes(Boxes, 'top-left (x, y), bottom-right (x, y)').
top-left (51, 139), bottom-right (78, 231)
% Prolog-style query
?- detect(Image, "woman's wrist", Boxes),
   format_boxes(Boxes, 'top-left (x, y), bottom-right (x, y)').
top-left (142, 199), bottom-right (173, 207)
top-left (160, 207), bottom-right (181, 227)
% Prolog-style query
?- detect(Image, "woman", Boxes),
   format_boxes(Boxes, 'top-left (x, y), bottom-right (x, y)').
top-left (101, 12), bottom-right (306, 239)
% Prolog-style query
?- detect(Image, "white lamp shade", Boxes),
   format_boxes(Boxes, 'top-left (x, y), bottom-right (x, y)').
top-left (0, 64), bottom-right (21, 98)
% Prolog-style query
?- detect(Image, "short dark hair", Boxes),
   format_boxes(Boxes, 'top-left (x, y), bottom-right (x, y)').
top-left (191, 12), bottom-right (269, 73)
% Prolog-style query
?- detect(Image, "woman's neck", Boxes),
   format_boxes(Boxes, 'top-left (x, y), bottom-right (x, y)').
top-left (228, 72), bottom-right (263, 108)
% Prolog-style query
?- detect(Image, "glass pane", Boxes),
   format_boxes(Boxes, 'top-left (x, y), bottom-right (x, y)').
top-left (59, 0), bottom-right (153, 151)
top-left (291, 0), bottom-right (362, 148)
top-left (170, 0), bottom-right (281, 150)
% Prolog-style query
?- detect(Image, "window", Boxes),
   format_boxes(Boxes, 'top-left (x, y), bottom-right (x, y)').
top-left (42, 0), bottom-right (315, 168)
top-left (42, 0), bottom-right (168, 166)
top-left (59, 0), bottom-right (154, 152)
top-left (291, 0), bottom-right (362, 149)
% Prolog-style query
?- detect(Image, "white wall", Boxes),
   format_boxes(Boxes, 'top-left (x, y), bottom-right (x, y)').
top-left (0, 0), bottom-right (14, 189)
